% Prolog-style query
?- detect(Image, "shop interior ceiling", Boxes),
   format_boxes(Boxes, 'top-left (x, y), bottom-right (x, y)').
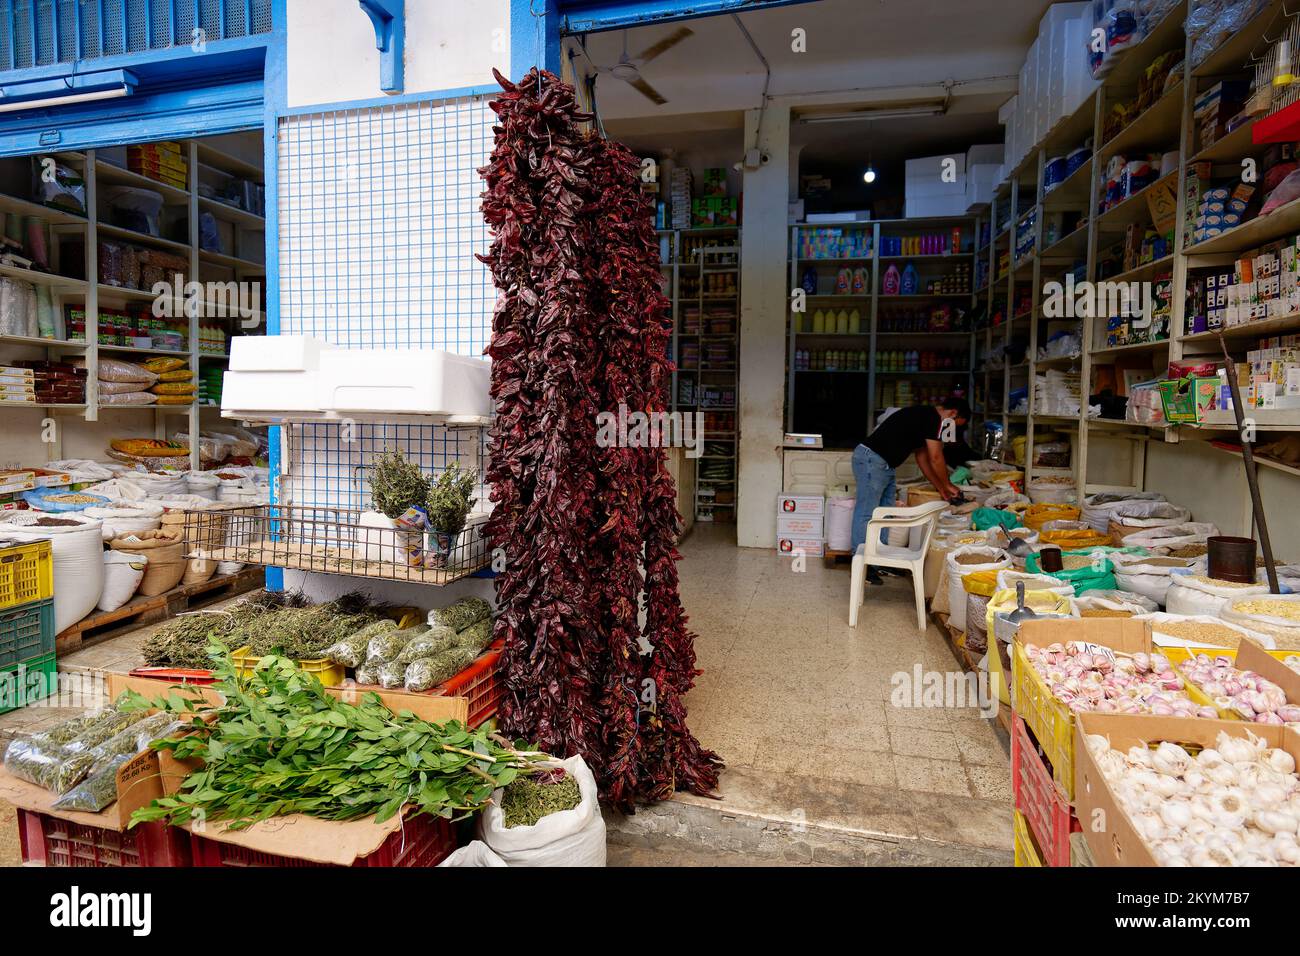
top-left (570, 0), bottom-right (1056, 127)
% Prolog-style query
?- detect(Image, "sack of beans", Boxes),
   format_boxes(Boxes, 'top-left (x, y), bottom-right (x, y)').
top-left (1220, 595), bottom-right (1300, 651)
top-left (1164, 570), bottom-right (1269, 619)
top-left (944, 546), bottom-right (1011, 631)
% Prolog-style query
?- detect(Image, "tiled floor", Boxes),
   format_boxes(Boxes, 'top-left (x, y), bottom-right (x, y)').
top-left (0, 522), bottom-right (1012, 865)
top-left (675, 523), bottom-right (1011, 853)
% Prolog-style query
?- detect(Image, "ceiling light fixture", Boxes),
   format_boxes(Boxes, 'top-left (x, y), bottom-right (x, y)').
top-left (0, 69), bottom-right (137, 114)
top-left (863, 165), bottom-right (877, 184)
top-left (800, 102), bottom-right (948, 124)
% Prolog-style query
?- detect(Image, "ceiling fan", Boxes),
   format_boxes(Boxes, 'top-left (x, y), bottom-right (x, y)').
top-left (593, 26), bottom-right (694, 105)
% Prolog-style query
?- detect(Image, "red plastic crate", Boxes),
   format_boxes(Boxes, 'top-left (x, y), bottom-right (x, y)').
top-left (18, 810), bottom-right (191, 867)
top-left (1011, 713), bottom-right (1079, 867)
top-left (434, 639), bottom-right (504, 727)
top-left (190, 812), bottom-right (456, 867)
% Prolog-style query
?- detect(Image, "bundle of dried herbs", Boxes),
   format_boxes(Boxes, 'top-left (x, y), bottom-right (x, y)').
top-left (404, 645), bottom-right (479, 693)
top-left (428, 596), bottom-right (491, 632)
top-left (141, 590), bottom-right (309, 668)
top-left (478, 68), bottom-right (721, 809)
top-left (128, 644), bottom-right (549, 829)
top-left (500, 767), bottom-right (581, 828)
top-left (242, 592), bottom-right (379, 660)
top-left (369, 448), bottom-right (432, 519)
top-left (324, 619), bottom-right (399, 668)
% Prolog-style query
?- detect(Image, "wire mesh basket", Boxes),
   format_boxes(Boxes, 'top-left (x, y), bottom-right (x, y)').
top-left (180, 505), bottom-right (491, 585)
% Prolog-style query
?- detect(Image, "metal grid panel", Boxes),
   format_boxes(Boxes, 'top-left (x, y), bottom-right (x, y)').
top-left (57, 0), bottom-right (76, 61)
top-left (251, 0), bottom-right (270, 34)
top-left (0, 1), bottom-right (12, 68)
top-left (126, 0), bottom-right (147, 53)
top-left (277, 95), bottom-right (496, 355)
top-left (285, 423), bottom-right (486, 515)
top-left (175, 0), bottom-right (194, 44)
top-left (79, 0), bottom-right (102, 58)
top-left (102, 0), bottom-right (125, 55)
top-left (34, 0), bottom-right (55, 65)
top-left (199, 0), bottom-right (220, 35)
top-left (222, 0), bottom-right (245, 37)
top-left (149, 0), bottom-right (171, 48)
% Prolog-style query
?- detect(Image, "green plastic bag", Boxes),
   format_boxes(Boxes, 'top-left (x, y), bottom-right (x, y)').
top-left (972, 508), bottom-right (1018, 531)
top-left (1025, 548), bottom-right (1120, 594)
top-left (949, 466), bottom-right (972, 486)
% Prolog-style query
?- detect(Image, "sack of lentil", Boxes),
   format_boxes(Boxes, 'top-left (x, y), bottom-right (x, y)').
top-left (1024, 548), bottom-right (1118, 594)
top-left (1039, 528), bottom-right (1114, 550)
top-left (945, 546), bottom-right (1011, 632)
top-left (1164, 570), bottom-right (1269, 619)
top-left (1220, 595), bottom-right (1300, 651)
top-left (1080, 491), bottom-right (1167, 534)
top-left (1113, 553), bottom-right (1204, 607)
top-left (995, 568), bottom-right (1075, 598)
top-left (1118, 522), bottom-right (1219, 555)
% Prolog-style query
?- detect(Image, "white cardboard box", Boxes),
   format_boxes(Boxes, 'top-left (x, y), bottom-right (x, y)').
top-left (906, 194), bottom-right (969, 219)
top-left (1064, 7), bottom-right (1100, 114)
top-left (777, 493), bottom-right (825, 517)
top-left (967, 144), bottom-right (1004, 168)
top-left (777, 536), bottom-right (825, 558)
top-left (776, 514), bottom-right (824, 538)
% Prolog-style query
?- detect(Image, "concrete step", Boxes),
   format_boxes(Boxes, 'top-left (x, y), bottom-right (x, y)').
top-left (603, 766), bottom-right (1012, 867)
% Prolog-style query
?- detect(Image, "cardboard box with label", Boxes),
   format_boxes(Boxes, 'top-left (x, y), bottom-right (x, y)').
top-left (776, 494), bottom-right (824, 517)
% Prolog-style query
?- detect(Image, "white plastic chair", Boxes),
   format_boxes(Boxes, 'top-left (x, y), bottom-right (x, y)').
top-left (850, 500), bottom-right (949, 632)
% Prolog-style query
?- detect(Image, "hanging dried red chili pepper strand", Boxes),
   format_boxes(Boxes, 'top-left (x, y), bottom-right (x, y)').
top-left (479, 68), bottom-right (606, 764)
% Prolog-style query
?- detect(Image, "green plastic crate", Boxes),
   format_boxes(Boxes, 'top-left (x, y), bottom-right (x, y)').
top-left (0, 598), bottom-right (55, 670)
top-left (0, 653), bottom-right (57, 715)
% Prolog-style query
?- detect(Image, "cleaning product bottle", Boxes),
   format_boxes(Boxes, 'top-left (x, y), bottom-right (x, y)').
top-left (852, 266), bottom-right (869, 295)
top-left (849, 308), bottom-right (861, 334)
top-left (801, 265), bottom-right (817, 295)
top-left (836, 309), bottom-right (850, 334)
top-left (901, 262), bottom-right (920, 296)
top-left (813, 309), bottom-right (826, 333)
top-left (836, 268), bottom-right (852, 295)
top-left (883, 263), bottom-right (901, 296)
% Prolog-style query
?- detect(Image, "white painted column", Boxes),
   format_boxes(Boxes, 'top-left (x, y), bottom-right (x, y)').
top-left (737, 104), bottom-right (791, 549)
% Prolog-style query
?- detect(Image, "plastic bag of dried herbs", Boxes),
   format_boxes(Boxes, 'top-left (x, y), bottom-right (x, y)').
top-left (51, 754), bottom-right (133, 812)
top-left (325, 619), bottom-right (398, 668)
top-left (367, 624), bottom-right (427, 663)
top-left (395, 625), bottom-right (457, 665)
top-left (354, 656), bottom-right (384, 686)
top-left (62, 707), bottom-right (153, 755)
top-left (404, 646), bottom-right (478, 692)
top-left (86, 712), bottom-right (177, 766)
top-left (428, 596), bottom-right (490, 632)
top-left (378, 660), bottom-right (408, 689)
top-left (454, 618), bottom-right (494, 652)
top-left (28, 711), bottom-right (110, 750)
top-left (3, 739), bottom-right (96, 794)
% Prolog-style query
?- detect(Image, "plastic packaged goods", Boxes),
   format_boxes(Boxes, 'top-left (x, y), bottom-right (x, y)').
top-left (428, 596), bottom-right (492, 631)
top-left (1106, 501), bottom-right (1191, 541)
top-left (394, 626), bottom-right (458, 665)
top-left (404, 646), bottom-right (478, 692)
top-left (367, 624), bottom-right (427, 663)
top-left (97, 359), bottom-right (158, 384)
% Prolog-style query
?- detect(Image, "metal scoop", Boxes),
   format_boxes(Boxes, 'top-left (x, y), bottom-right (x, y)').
top-left (998, 524), bottom-right (1033, 559)
top-left (1002, 580), bottom-right (1041, 629)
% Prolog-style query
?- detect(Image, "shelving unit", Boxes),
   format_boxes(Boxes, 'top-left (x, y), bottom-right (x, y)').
top-left (0, 136), bottom-right (265, 469)
top-left (659, 226), bottom-right (741, 523)
top-left (786, 216), bottom-right (977, 447)
top-left (981, 0), bottom-right (1300, 499)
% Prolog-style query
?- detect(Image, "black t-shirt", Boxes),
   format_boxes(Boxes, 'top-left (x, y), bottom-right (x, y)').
top-left (863, 405), bottom-right (942, 468)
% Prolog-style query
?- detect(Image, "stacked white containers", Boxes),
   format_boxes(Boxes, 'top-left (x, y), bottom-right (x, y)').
top-left (904, 155), bottom-right (968, 219)
top-left (776, 494), bottom-right (825, 558)
top-left (1000, 2), bottom-right (1097, 174)
top-left (966, 144), bottom-right (1006, 209)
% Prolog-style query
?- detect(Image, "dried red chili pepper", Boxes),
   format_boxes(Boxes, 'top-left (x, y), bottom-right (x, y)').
top-left (479, 69), bottom-right (721, 810)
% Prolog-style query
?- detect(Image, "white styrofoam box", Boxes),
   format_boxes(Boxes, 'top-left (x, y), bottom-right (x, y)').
top-left (777, 514), bottom-right (824, 538)
top-left (968, 162), bottom-right (1003, 185)
top-left (777, 536), bottom-right (825, 558)
top-left (905, 154), bottom-right (966, 184)
top-left (1043, 4), bottom-right (1090, 129)
top-left (783, 450), bottom-right (855, 495)
top-left (998, 95), bottom-right (1017, 126)
top-left (228, 334), bottom-right (328, 372)
top-left (777, 493), bottom-right (825, 517)
top-left (319, 349), bottom-right (492, 419)
top-left (967, 177), bottom-right (996, 210)
top-left (907, 194), bottom-right (970, 219)
top-left (967, 144), bottom-right (1005, 168)
top-left (1020, 48), bottom-right (1036, 150)
top-left (223, 336), bottom-right (326, 413)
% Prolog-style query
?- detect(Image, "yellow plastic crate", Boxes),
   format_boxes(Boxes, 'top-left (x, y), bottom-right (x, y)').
top-left (1013, 810), bottom-right (1043, 867)
top-left (1011, 640), bottom-right (1080, 801)
top-left (231, 646), bottom-right (346, 687)
top-left (0, 540), bottom-right (53, 612)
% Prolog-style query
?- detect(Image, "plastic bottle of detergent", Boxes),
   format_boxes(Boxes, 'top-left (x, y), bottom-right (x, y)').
top-left (801, 265), bottom-right (817, 295)
top-left (835, 268), bottom-right (852, 295)
top-left (836, 309), bottom-right (850, 334)
top-left (882, 264), bottom-right (901, 296)
top-left (901, 262), bottom-right (920, 296)
top-left (813, 309), bottom-right (826, 333)
top-left (849, 308), bottom-right (862, 334)
top-left (851, 267), bottom-right (869, 295)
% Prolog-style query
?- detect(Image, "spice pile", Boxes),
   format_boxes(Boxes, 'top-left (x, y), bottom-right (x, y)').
top-left (478, 68), bottom-right (720, 809)
top-left (501, 767), bottom-right (582, 828)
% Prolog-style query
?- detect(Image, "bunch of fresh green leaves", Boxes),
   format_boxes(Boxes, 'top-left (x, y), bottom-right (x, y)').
top-left (128, 642), bottom-right (547, 830)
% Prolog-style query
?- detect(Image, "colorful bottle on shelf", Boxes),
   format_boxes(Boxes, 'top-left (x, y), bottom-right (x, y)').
top-left (883, 264), bottom-right (901, 296)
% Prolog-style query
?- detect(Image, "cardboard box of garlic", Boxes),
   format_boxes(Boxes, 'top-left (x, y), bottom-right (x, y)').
top-left (1075, 713), bottom-right (1300, 867)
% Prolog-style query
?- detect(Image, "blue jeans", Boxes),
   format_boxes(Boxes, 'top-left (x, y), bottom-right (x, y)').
top-left (851, 444), bottom-right (897, 553)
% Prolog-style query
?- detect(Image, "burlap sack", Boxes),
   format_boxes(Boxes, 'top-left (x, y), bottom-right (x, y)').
top-left (109, 527), bottom-right (186, 596)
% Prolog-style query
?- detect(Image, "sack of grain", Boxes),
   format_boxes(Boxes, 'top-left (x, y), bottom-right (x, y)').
top-left (944, 546), bottom-right (1011, 632)
top-left (109, 528), bottom-right (186, 596)
top-left (1040, 528), bottom-right (1113, 550)
top-left (1024, 503), bottom-right (1081, 531)
top-left (1164, 570), bottom-right (1269, 618)
top-left (1080, 491), bottom-right (1167, 534)
top-left (1136, 612), bottom-right (1274, 652)
top-left (961, 570), bottom-right (1003, 653)
top-left (1118, 522), bottom-right (1218, 555)
top-left (1220, 595), bottom-right (1300, 651)
top-left (996, 568), bottom-right (1075, 598)
top-left (1073, 589), bottom-right (1158, 617)
top-left (1106, 501), bottom-right (1191, 543)
top-left (1113, 553), bottom-right (1204, 607)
